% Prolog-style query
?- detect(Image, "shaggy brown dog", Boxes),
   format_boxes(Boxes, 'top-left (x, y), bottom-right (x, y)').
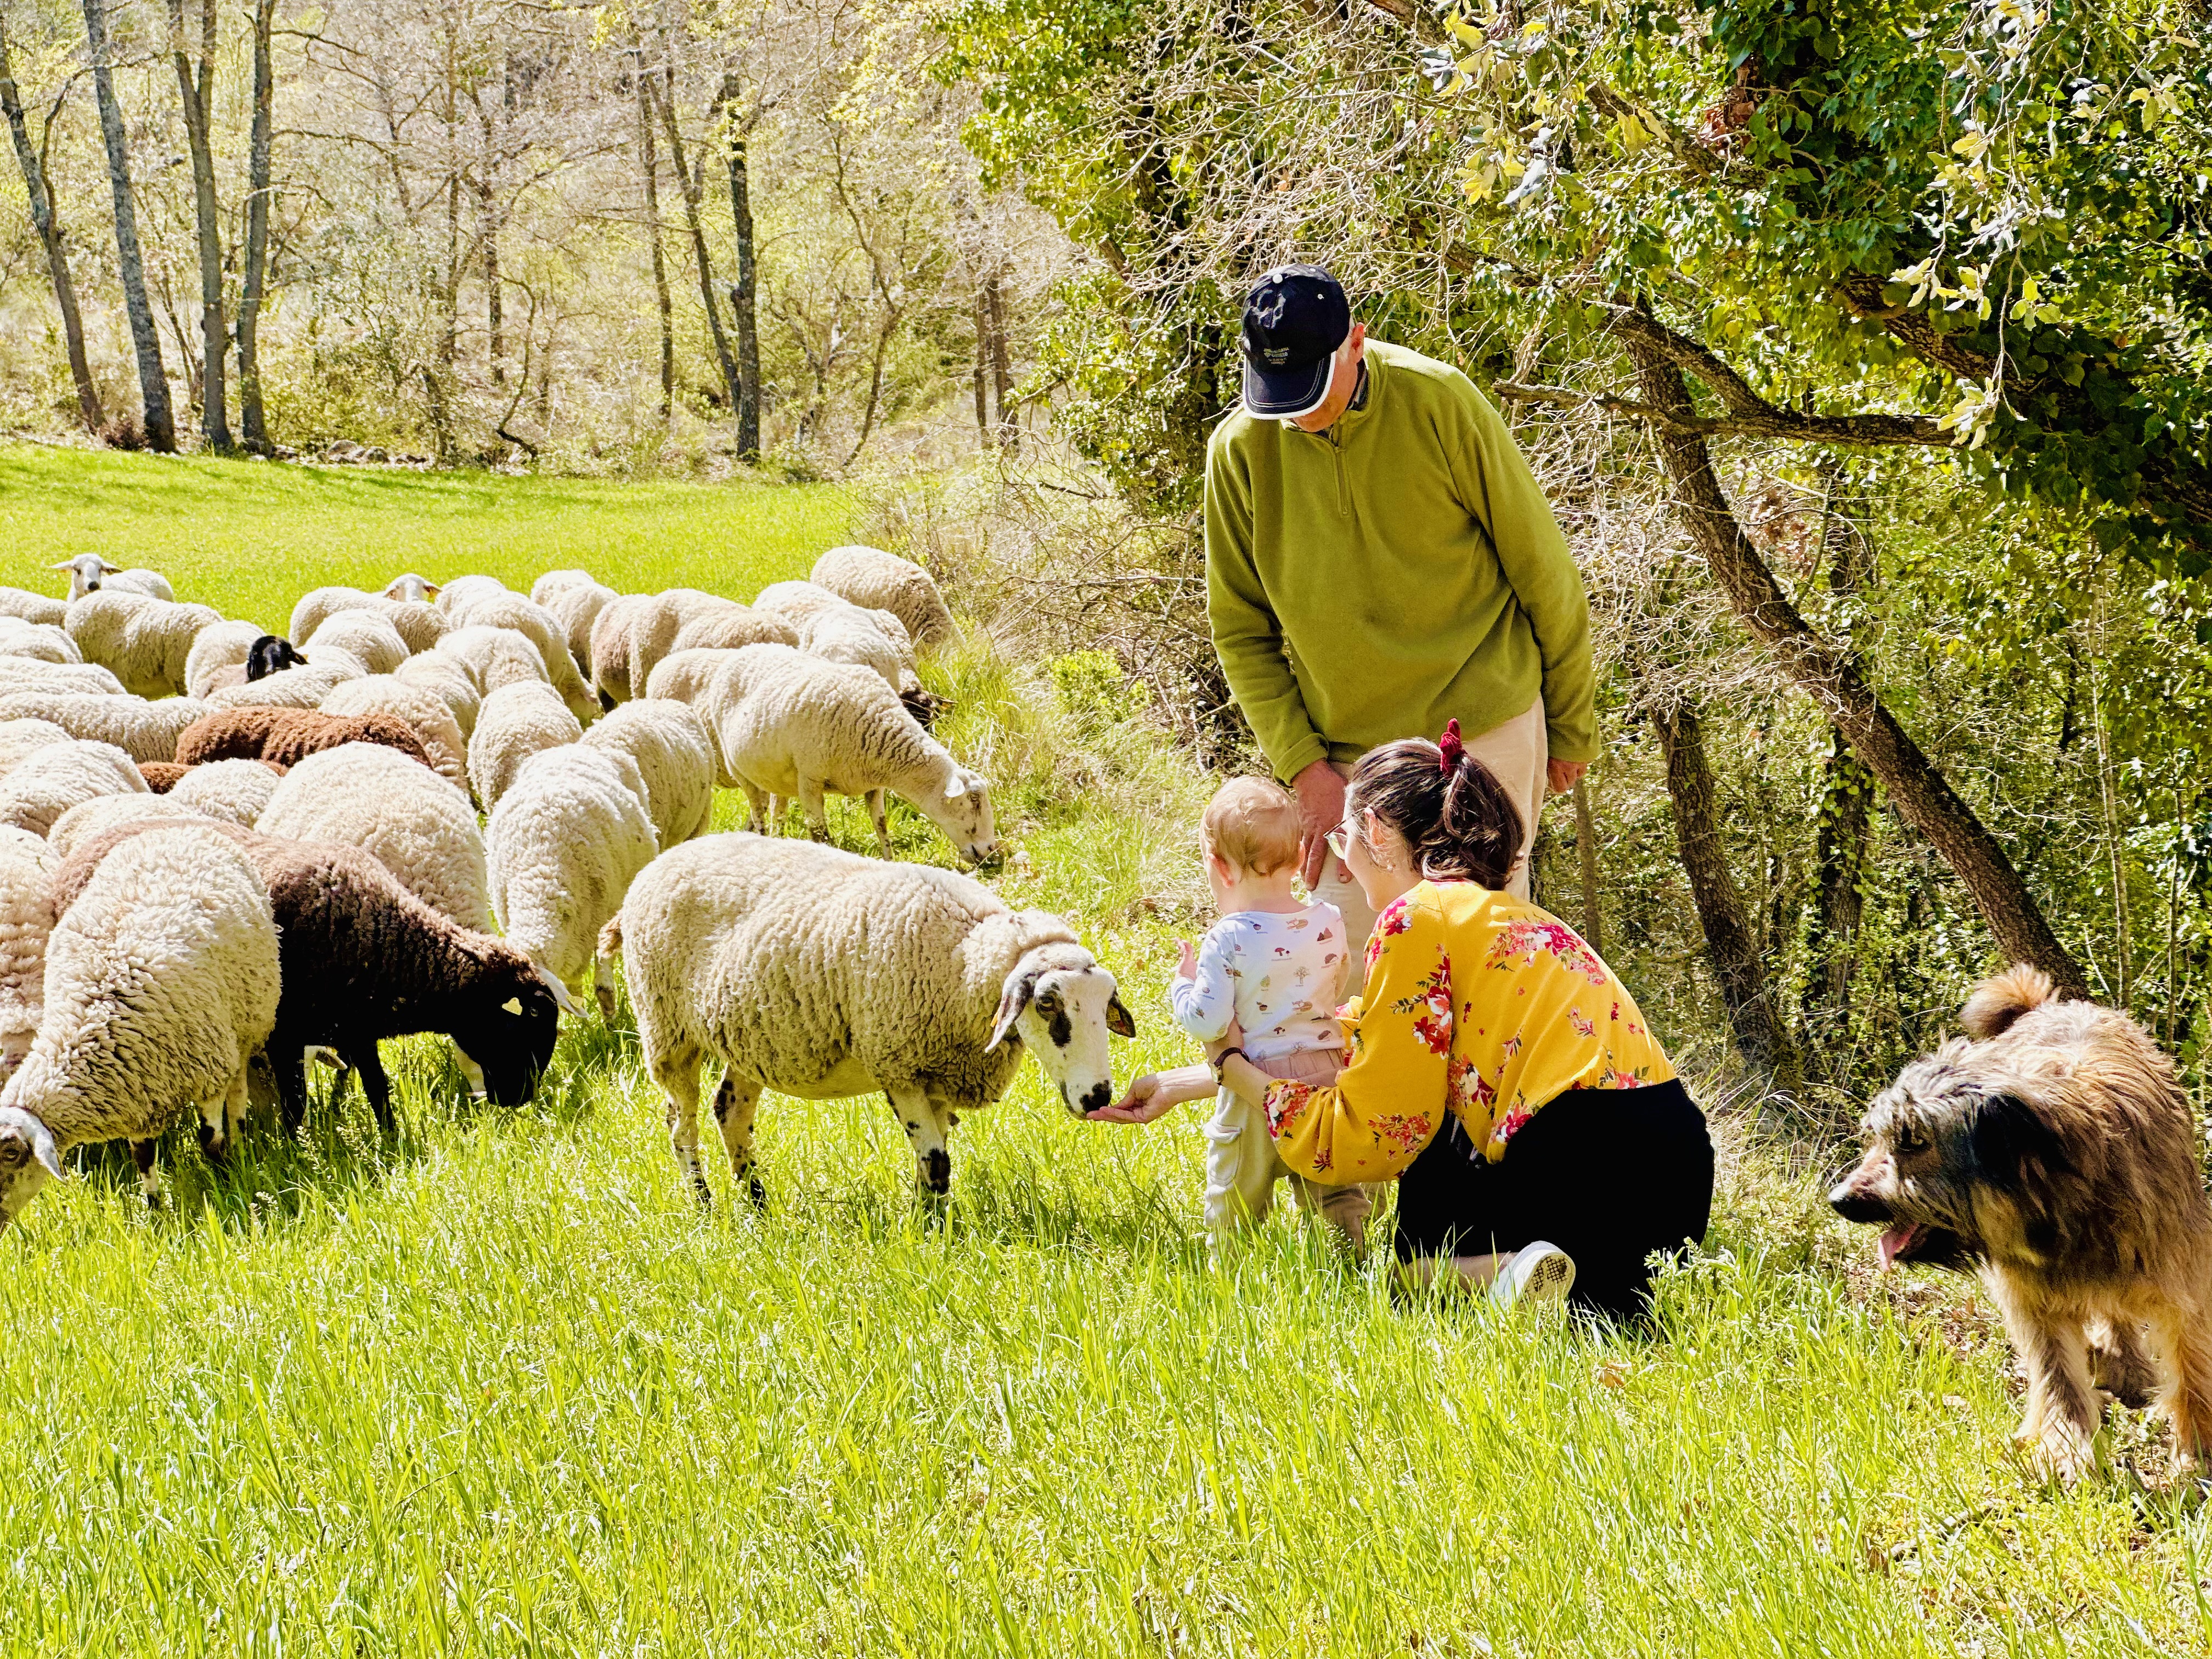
top-left (1830, 966), bottom-right (2212, 1481)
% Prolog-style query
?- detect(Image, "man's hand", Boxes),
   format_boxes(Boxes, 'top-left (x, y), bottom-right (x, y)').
top-left (1547, 758), bottom-right (1588, 795)
top-left (1174, 939), bottom-right (1198, 981)
top-left (1291, 760), bottom-right (1347, 888)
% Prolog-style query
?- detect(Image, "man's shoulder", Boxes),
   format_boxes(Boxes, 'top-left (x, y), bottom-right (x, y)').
top-left (1370, 340), bottom-right (1483, 412)
top-left (1207, 403), bottom-right (1273, 466)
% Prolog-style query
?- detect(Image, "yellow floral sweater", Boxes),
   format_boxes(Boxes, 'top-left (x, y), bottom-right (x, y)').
top-left (1265, 881), bottom-right (1674, 1184)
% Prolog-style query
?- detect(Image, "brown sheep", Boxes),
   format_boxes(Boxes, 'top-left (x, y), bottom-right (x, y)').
top-left (174, 707), bottom-right (436, 776)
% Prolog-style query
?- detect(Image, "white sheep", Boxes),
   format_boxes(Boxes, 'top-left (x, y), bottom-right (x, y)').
top-left (468, 680), bottom-right (583, 814)
top-left (488, 744), bottom-right (659, 1021)
top-left (50, 555), bottom-right (174, 603)
top-left (794, 605), bottom-right (924, 707)
top-left (668, 605), bottom-right (799, 656)
top-left (201, 656), bottom-right (364, 711)
top-left (540, 577), bottom-right (619, 672)
top-left (0, 739), bottom-right (147, 836)
top-left (0, 589), bottom-right (69, 628)
top-left (444, 591), bottom-right (597, 723)
top-left (0, 692), bottom-right (211, 764)
top-left (383, 572), bottom-right (442, 603)
top-left (0, 826), bottom-right (57, 1077)
top-left (166, 757), bottom-right (284, 826)
top-left (583, 698), bottom-right (716, 849)
top-left (301, 610), bottom-right (411, 675)
top-left (0, 825), bottom-right (280, 1226)
top-left (257, 742), bottom-right (491, 929)
top-left (604, 834), bottom-right (1133, 1209)
top-left (0, 617), bottom-right (83, 664)
top-left (810, 544), bottom-right (956, 651)
top-left (393, 653), bottom-right (483, 738)
top-left (430, 574), bottom-right (508, 613)
top-left (750, 579), bottom-right (845, 625)
top-left (0, 719), bottom-right (72, 782)
top-left (589, 589), bottom-right (747, 706)
top-left (0, 659), bottom-right (128, 698)
top-left (437, 624), bottom-right (550, 700)
top-left (707, 644), bottom-right (997, 863)
top-left (47, 793), bottom-right (205, 858)
top-left (289, 588), bottom-right (449, 653)
top-left (319, 675), bottom-right (470, 795)
top-left (531, 569), bottom-right (600, 605)
top-left (183, 619), bottom-right (265, 698)
top-left (64, 590), bottom-right (223, 698)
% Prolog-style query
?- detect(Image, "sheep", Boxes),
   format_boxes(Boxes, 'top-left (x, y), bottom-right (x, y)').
top-left (641, 646), bottom-right (749, 717)
top-left (437, 624), bottom-right (551, 700)
top-left (319, 675), bottom-right (470, 794)
top-left (50, 555), bottom-right (174, 603)
top-left (431, 574), bottom-right (509, 613)
top-left (166, 757), bottom-right (286, 826)
top-left (488, 745), bottom-right (659, 1020)
top-left (0, 692), bottom-right (211, 764)
top-left (541, 577), bottom-right (619, 670)
top-left (0, 825), bottom-right (280, 1226)
top-left (0, 826), bottom-right (57, 1077)
top-left (668, 605), bottom-right (799, 656)
top-left (176, 706), bottom-right (437, 776)
top-left (445, 591), bottom-right (596, 724)
top-left (0, 740), bottom-right (146, 836)
top-left (257, 741), bottom-right (492, 929)
top-left (793, 605), bottom-right (934, 724)
top-left (54, 819), bottom-right (566, 1135)
top-left (383, 572), bottom-right (441, 603)
top-left (750, 580), bottom-right (846, 625)
top-left (47, 793), bottom-right (205, 859)
top-left (468, 680), bottom-right (582, 814)
top-left (183, 619), bottom-right (264, 697)
top-left (583, 698), bottom-right (716, 849)
top-left (300, 610), bottom-right (411, 676)
top-left (200, 652), bottom-right (366, 712)
top-left (393, 652), bottom-right (482, 738)
top-left (246, 634), bottom-right (310, 680)
top-left (589, 589), bottom-right (744, 706)
top-left (810, 544), bottom-right (956, 651)
top-left (603, 834), bottom-right (1133, 1209)
top-left (531, 569), bottom-right (600, 605)
top-left (0, 617), bottom-right (83, 664)
top-left (138, 761), bottom-right (186, 792)
top-left (0, 659), bottom-right (128, 698)
top-left (289, 588), bottom-right (448, 653)
top-left (65, 590), bottom-right (224, 698)
top-left (0, 589), bottom-right (68, 628)
top-left (706, 644), bottom-right (997, 864)
top-left (0, 719), bottom-right (74, 782)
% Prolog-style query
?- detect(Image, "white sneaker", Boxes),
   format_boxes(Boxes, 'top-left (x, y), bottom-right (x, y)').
top-left (1491, 1241), bottom-right (1576, 1307)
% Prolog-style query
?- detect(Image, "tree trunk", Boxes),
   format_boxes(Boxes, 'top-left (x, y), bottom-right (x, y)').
top-left (1654, 699), bottom-right (1803, 1087)
top-left (82, 0), bottom-right (173, 450)
top-left (972, 287), bottom-right (990, 441)
top-left (0, 16), bottom-right (101, 433)
top-left (652, 66), bottom-right (742, 425)
top-left (1801, 469), bottom-right (1875, 1040)
top-left (236, 0), bottom-right (274, 450)
top-left (985, 270), bottom-right (1015, 452)
top-left (637, 65), bottom-right (672, 420)
top-left (716, 75), bottom-right (759, 460)
top-left (168, 0), bottom-right (229, 448)
top-left (1618, 317), bottom-right (2088, 997)
top-left (479, 82), bottom-right (504, 386)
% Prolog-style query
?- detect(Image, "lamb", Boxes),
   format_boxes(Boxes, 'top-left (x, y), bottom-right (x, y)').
top-left (47, 793), bottom-right (205, 858)
top-left (583, 698), bottom-right (716, 849)
top-left (65, 590), bottom-right (224, 698)
top-left (0, 825), bottom-right (280, 1228)
top-left (707, 644), bottom-right (997, 863)
top-left (300, 610), bottom-right (410, 675)
top-left (589, 589), bottom-right (746, 706)
top-left (383, 572), bottom-right (441, 603)
top-left (289, 588), bottom-right (449, 653)
top-left (0, 617), bottom-right (83, 664)
top-left (468, 680), bottom-right (583, 813)
top-left (604, 834), bottom-right (1133, 1209)
top-left (0, 826), bottom-right (57, 1077)
top-left (437, 624), bottom-right (551, 699)
top-left (183, 619), bottom-right (264, 697)
top-left (177, 706), bottom-right (437, 776)
top-left (201, 655), bottom-right (365, 710)
top-left (165, 757), bottom-right (286, 825)
top-left (540, 575), bottom-right (618, 670)
top-left (0, 692), bottom-right (211, 763)
top-left (810, 544), bottom-right (956, 651)
top-left (50, 555), bottom-right (174, 603)
top-left (0, 659), bottom-right (128, 698)
top-left (54, 819), bottom-right (565, 1135)
top-left (444, 591), bottom-right (597, 723)
top-left (319, 675), bottom-right (470, 793)
top-left (0, 589), bottom-right (68, 628)
top-left (488, 745), bottom-right (659, 1020)
top-left (393, 652), bottom-right (482, 737)
top-left (257, 741), bottom-right (492, 928)
top-left (0, 739), bottom-right (147, 836)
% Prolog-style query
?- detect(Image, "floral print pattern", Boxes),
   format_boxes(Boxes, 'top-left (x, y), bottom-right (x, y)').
top-left (1485, 918), bottom-right (1608, 986)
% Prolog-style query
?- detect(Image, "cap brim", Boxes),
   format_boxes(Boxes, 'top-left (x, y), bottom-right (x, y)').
top-left (1242, 352), bottom-right (1337, 420)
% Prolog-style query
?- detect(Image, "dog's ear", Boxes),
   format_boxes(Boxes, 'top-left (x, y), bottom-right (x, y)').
top-left (1967, 1088), bottom-right (2070, 1188)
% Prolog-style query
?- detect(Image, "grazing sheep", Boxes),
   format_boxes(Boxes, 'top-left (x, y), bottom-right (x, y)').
top-left (0, 826), bottom-right (57, 1077)
top-left (642, 646), bottom-right (747, 714)
top-left (437, 624), bottom-right (550, 700)
top-left (750, 580), bottom-right (845, 625)
top-left (669, 605), bottom-right (799, 656)
top-left (488, 745), bottom-right (659, 1020)
top-left (47, 793), bottom-right (204, 858)
top-left (319, 676), bottom-right (470, 794)
top-left (54, 820), bottom-right (565, 1134)
top-left (794, 604), bottom-right (933, 724)
top-left (0, 659), bottom-right (128, 698)
top-left (589, 589), bottom-right (744, 706)
top-left (301, 610), bottom-right (410, 676)
top-left (584, 698), bottom-right (716, 849)
top-left (445, 591), bottom-right (596, 724)
top-left (0, 589), bottom-right (68, 628)
top-left (604, 835), bottom-right (1133, 1209)
top-left (468, 680), bottom-right (583, 814)
top-left (202, 655), bottom-right (365, 711)
top-left (177, 706), bottom-right (436, 776)
top-left (0, 740), bottom-right (147, 836)
top-left (0, 692), bottom-right (211, 763)
top-left (0, 617), bottom-right (83, 664)
top-left (257, 742), bottom-right (492, 928)
top-left (707, 644), bottom-right (997, 864)
top-left (0, 719), bottom-right (73, 782)
top-left (393, 652), bottom-right (483, 738)
top-left (183, 619), bottom-right (264, 697)
top-left (50, 555), bottom-right (174, 603)
top-left (0, 825), bottom-right (280, 1226)
top-left (383, 572), bottom-right (442, 603)
top-left (64, 590), bottom-right (223, 698)
top-left (166, 757), bottom-right (286, 826)
top-left (246, 635), bottom-right (309, 680)
top-left (535, 573), bottom-right (618, 664)
top-left (531, 569), bottom-right (600, 604)
top-left (290, 588), bottom-right (448, 653)
top-left (811, 544), bottom-right (956, 651)
top-left (432, 574), bottom-right (508, 613)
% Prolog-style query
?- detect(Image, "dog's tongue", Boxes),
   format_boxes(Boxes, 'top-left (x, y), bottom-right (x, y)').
top-left (1878, 1223), bottom-right (1923, 1270)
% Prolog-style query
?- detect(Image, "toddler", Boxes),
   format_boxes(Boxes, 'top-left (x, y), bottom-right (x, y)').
top-left (1170, 777), bottom-right (1372, 1253)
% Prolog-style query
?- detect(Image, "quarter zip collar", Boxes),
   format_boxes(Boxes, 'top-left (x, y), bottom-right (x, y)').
top-left (1284, 351), bottom-right (1383, 446)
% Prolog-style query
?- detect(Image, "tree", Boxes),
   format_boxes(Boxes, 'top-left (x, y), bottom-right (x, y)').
top-left (167, 0), bottom-right (230, 448)
top-left (236, 0), bottom-right (276, 450)
top-left (81, 0), bottom-right (173, 450)
top-left (0, 5), bottom-right (101, 433)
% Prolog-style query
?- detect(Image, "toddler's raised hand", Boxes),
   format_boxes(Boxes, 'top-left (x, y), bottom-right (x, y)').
top-left (1175, 939), bottom-right (1198, 980)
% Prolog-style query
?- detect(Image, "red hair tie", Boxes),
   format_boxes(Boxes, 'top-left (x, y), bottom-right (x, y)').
top-left (1437, 718), bottom-right (1464, 771)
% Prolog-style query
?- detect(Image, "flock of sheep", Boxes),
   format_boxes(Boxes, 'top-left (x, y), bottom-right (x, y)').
top-left (0, 548), bottom-right (1137, 1232)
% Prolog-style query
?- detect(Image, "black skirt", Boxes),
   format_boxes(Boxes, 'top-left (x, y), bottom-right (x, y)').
top-left (1392, 1077), bottom-right (1714, 1322)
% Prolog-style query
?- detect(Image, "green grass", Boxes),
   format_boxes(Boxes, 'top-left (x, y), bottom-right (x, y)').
top-left (2, 446), bottom-right (2209, 1655)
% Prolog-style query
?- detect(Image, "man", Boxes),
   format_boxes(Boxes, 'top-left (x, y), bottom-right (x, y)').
top-left (1203, 264), bottom-right (1595, 947)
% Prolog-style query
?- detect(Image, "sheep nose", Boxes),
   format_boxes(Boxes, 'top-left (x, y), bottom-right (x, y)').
top-left (1079, 1081), bottom-right (1111, 1115)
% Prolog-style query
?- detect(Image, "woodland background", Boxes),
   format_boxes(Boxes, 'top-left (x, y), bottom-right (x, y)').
top-left (4, 0), bottom-right (2210, 1130)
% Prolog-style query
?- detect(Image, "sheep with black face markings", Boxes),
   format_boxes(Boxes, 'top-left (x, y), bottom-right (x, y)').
top-left (183, 619), bottom-right (264, 697)
top-left (602, 834), bottom-right (1134, 1211)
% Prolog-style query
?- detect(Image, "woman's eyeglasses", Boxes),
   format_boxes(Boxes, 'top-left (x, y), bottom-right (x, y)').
top-left (1324, 826), bottom-right (1355, 861)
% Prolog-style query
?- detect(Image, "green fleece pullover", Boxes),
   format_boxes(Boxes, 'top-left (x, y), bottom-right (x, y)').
top-left (1204, 339), bottom-right (1596, 781)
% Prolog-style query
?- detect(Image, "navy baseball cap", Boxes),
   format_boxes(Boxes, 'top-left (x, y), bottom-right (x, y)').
top-left (1240, 265), bottom-right (1352, 419)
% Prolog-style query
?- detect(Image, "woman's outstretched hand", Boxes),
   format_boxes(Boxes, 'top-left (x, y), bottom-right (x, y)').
top-left (1087, 1063), bottom-right (1216, 1124)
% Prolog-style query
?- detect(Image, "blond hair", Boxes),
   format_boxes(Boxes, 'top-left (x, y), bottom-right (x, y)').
top-left (1201, 776), bottom-right (1302, 877)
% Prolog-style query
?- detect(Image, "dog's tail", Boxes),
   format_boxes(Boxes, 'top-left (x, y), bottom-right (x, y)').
top-left (1961, 964), bottom-right (2058, 1039)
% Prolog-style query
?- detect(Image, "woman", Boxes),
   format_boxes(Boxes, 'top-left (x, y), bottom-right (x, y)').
top-left (1101, 724), bottom-right (1713, 1318)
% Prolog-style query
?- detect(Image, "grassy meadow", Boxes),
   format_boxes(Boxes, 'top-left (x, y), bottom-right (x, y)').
top-left (0, 445), bottom-right (2207, 1655)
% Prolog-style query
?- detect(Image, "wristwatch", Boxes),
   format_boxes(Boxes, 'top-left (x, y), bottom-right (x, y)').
top-left (1210, 1046), bottom-right (1247, 1082)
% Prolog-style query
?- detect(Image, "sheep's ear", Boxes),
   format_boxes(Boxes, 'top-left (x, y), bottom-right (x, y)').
top-left (422, 581), bottom-right (443, 599)
top-left (49, 560), bottom-right (75, 572)
top-left (988, 969), bottom-right (1036, 1052)
top-left (98, 559), bottom-right (120, 575)
top-left (530, 962), bottom-right (580, 1017)
top-left (1105, 991), bottom-right (1136, 1039)
top-left (30, 1120), bottom-right (59, 1178)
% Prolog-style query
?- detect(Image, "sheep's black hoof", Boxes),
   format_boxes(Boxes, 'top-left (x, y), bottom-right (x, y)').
top-left (198, 1122), bottom-right (230, 1167)
top-left (925, 1149), bottom-right (951, 1193)
top-left (690, 1175), bottom-right (713, 1211)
